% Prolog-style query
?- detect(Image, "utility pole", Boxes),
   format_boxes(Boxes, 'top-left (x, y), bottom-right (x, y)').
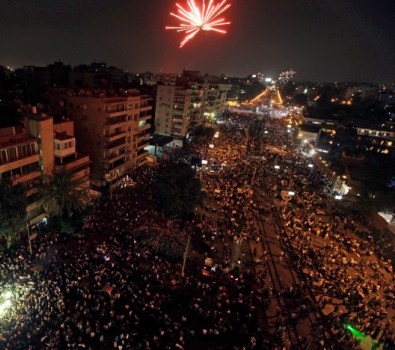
top-left (181, 233), bottom-right (191, 277)
top-left (26, 220), bottom-right (32, 254)
top-left (251, 166), bottom-right (257, 186)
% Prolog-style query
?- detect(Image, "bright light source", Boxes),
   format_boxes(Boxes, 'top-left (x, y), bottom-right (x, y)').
top-left (3, 291), bottom-right (13, 299)
top-left (274, 165), bottom-right (280, 169)
top-left (209, 144), bottom-right (214, 148)
top-left (201, 159), bottom-right (208, 165)
top-left (0, 299), bottom-right (12, 316)
top-left (335, 195), bottom-right (342, 200)
top-left (308, 164), bottom-right (313, 168)
top-left (0, 290), bottom-right (13, 317)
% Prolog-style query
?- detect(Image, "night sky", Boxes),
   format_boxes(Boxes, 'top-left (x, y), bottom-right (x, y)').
top-left (1, 0), bottom-right (395, 83)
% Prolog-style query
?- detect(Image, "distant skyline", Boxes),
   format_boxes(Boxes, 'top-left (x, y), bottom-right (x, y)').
top-left (1, 0), bottom-right (395, 83)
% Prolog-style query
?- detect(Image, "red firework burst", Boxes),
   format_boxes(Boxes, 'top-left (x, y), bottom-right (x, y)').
top-left (166, 0), bottom-right (231, 48)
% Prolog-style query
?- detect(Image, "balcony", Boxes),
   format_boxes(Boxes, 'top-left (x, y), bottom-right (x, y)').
top-left (138, 114), bottom-right (151, 122)
top-left (137, 149), bottom-right (148, 159)
top-left (104, 137), bottom-right (126, 150)
top-left (105, 130), bottom-right (128, 142)
top-left (140, 105), bottom-right (152, 113)
top-left (137, 124), bottom-right (151, 132)
top-left (26, 186), bottom-right (40, 197)
top-left (172, 130), bottom-right (183, 137)
top-left (54, 146), bottom-right (75, 158)
top-left (0, 153), bottom-right (40, 173)
top-left (136, 157), bottom-right (147, 168)
top-left (137, 140), bottom-right (149, 150)
top-left (106, 114), bottom-right (128, 126)
top-left (26, 200), bottom-right (41, 213)
top-left (12, 170), bottom-right (41, 186)
top-left (54, 154), bottom-right (90, 173)
top-left (103, 153), bottom-right (125, 166)
top-left (173, 119), bottom-right (184, 126)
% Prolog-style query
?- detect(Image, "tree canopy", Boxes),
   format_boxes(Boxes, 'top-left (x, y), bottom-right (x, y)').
top-left (40, 171), bottom-right (89, 232)
top-left (155, 163), bottom-right (204, 221)
top-left (0, 180), bottom-right (26, 247)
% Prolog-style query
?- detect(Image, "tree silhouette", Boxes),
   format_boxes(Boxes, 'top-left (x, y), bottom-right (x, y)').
top-left (155, 163), bottom-right (204, 221)
top-left (0, 180), bottom-right (26, 248)
top-left (40, 171), bottom-right (89, 232)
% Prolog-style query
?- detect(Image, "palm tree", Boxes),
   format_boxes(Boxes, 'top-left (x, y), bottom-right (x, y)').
top-left (0, 180), bottom-right (27, 248)
top-left (41, 171), bottom-right (89, 232)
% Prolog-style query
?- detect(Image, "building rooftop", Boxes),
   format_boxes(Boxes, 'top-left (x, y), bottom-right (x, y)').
top-left (54, 132), bottom-right (74, 141)
top-left (149, 134), bottom-right (174, 147)
top-left (0, 135), bottom-right (36, 148)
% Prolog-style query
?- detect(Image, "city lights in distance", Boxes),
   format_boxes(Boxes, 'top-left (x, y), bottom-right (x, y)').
top-left (166, 0), bottom-right (231, 47)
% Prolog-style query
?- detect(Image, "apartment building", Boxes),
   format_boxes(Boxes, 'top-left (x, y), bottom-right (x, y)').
top-left (55, 89), bottom-right (152, 190)
top-left (53, 119), bottom-right (90, 194)
top-left (0, 118), bottom-right (43, 225)
top-left (355, 122), bottom-right (395, 155)
top-left (155, 82), bottom-right (227, 138)
top-left (344, 84), bottom-right (378, 100)
top-left (0, 109), bottom-right (90, 226)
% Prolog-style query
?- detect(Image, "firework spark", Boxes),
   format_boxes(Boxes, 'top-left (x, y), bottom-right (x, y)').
top-left (166, 0), bottom-right (231, 48)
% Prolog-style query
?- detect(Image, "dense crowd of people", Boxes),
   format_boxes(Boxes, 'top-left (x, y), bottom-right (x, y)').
top-left (0, 111), bottom-right (394, 349)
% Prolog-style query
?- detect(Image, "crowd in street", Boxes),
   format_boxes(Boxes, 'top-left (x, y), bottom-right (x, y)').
top-left (0, 112), bottom-right (394, 349)
top-left (0, 164), bottom-right (262, 350)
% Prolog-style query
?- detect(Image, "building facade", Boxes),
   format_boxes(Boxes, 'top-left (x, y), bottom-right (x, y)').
top-left (0, 109), bottom-right (90, 226)
top-left (56, 89), bottom-right (152, 190)
top-left (154, 82), bottom-right (227, 138)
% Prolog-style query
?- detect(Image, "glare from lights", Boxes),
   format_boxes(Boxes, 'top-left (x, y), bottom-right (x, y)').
top-left (0, 299), bottom-right (12, 316)
top-left (0, 290), bottom-right (14, 317)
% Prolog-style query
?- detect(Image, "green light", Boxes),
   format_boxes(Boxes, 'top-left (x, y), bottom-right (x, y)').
top-left (344, 323), bottom-right (383, 349)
